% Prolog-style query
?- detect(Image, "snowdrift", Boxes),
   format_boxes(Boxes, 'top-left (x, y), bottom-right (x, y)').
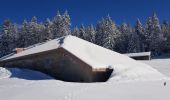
top-left (0, 67), bottom-right (11, 79)
top-left (1, 35), bottom-right (166, 81)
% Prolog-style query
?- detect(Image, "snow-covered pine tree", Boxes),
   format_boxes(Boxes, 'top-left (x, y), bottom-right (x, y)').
top-left (134, 19), bottom-right (145, 52)
top-left (79, 24), bottom-right (96, 43)
top-left (29, 16), bottom-right (39, 45)
top-left (19, 17), bottom-right (45, 47)
top-left (0, 20), bottom-right (18, 56)
top-left (117, 23), bottom-right (132, 53)
top-left (36, 23), bottom-right (46, 43)
top-left (72, 26), bottom-right (80, 37)
top-left (0, 31), bottom-right (2, 57)
top-left (52, 11), bottom-right (71, 38)
top-left (62, 10), bottom-right (71, 35)
top-left (145, 17), bottom-right (152, 51)
top-left (96, 15), bottom-right (121, 50)
top-left (145, 13), bottom-right (163, 55)
top-left (18, 20), bottom-right (29, 47)
top-left (44, 18), bottom-right (53, 41)
top-left (95, 18), bottom-right (105, 46)
top-left (79, 24), bottom-right (86, 40)
top-left (161, 20), bottom-right (170, 52)
top-left (85, 24), bottom-right (96, 43)
top-left (24, 16), bottom-right (37, 46)
top-left (127, 32), bottom-right (140, 53)
top-left (152, 13), bottom-right (164, 54)
top-left (162, 21), bottom-right (170, 39)
top-left (52, 11), bottom-right (62, 38)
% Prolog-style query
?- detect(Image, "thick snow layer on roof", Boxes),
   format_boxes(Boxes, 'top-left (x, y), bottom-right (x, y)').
top-left (124, 52), bottom-right (151, 57)
top-left (1, 35), bottom-right (166, 80)
top-left (1, 37), bottom-right (63, 61)
top-left (0, 35), bottom-right (149, 67)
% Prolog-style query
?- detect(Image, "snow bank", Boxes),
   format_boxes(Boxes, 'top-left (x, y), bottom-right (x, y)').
top-left (0, 67), bottom-right (11, 79)
top-left (109, 63), bottom-right (166, 81)
top-left (0, 35), bottom-right (166, 81)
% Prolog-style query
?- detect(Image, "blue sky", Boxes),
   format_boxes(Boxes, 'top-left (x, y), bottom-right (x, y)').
top-left (0, 0), bottom-right (170, 27)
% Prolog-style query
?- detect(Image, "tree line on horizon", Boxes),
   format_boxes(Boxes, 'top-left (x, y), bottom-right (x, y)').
top-left (0, 11), bottom-right (170, 57)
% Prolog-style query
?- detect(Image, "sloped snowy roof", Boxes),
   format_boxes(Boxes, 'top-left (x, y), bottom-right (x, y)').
top-left (1, 35), bottom-right (144, 68)
top-left (124, 52), bottom-right (151, 57)
top-left (0, 35), bottom-right (166, 80)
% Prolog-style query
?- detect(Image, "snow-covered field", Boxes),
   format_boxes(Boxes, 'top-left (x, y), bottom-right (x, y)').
top-left (0, 58), bottom-right (170, 100)
top-left (142, 58), bottom-right (170, 77)
top-left (0, 77), bottom-right (169, 100)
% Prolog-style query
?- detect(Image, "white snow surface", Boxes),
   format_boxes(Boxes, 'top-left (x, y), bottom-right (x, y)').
top-left (0, 67), bottom-right (11, 79)
top-left (0, 65), bottom-right (170, 100)
top-left (142, 58), bottom-right (170, 77)
top-left (1, 35), bottom-right (166, 80)
top-left (124, 52), bottom-right (151, 57)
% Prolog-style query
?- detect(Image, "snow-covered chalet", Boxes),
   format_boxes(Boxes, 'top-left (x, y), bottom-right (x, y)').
top-left (0, 35), bottom-right (163, 82)
top-left (0, 35), bottom-right (115, 82)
